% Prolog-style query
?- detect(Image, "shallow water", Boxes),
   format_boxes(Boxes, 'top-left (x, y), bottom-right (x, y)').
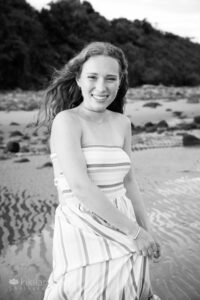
top-left (0, 148), bottom-right (200, 300)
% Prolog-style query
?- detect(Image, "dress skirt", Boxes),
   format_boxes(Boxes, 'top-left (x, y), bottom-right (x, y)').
top-left (44, 146), bottom-right (153, 299)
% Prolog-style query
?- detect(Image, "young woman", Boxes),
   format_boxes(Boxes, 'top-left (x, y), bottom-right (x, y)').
top-left (40, 42), bottom-right (161, 300)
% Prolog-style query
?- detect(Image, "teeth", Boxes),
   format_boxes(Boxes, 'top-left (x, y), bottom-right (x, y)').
top-left (92, 95), bottom-right (108, 100)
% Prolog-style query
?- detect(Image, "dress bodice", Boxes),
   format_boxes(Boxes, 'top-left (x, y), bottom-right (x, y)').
top-left (50, 145), bottom-right (131, 202)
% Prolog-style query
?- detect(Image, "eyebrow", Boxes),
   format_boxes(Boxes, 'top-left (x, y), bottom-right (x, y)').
top-left (86, 73), bottom-right (118, 77)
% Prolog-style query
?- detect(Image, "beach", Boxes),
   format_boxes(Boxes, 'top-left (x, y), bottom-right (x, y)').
top-left (0, 87), bottom-right (200, 300)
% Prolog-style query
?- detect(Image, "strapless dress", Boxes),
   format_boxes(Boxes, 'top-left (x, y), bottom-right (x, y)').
top-left (44, 145), bottom-right (153, 300)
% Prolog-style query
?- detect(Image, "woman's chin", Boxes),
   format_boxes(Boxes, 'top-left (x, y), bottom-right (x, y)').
top-left (92, 100), bottom-right (114, 111)
top-left (90, 102), bottom-right (107, 112)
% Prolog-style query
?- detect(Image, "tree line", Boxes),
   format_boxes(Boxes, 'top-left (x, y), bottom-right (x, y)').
top-left (1, 0), bottom-right (200, 90)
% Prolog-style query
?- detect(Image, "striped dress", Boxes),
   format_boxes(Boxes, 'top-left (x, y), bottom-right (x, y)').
top-left (44, 145), bottom-right (153, 300)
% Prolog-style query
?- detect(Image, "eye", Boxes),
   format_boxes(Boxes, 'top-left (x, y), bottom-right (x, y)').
top-left (87, 75), bottom-right (97, 80)
top-left (106, 77), bottom-right (117, 81)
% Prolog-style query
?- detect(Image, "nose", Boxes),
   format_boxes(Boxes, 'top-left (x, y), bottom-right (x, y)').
top-left (95, 78), bottom-right (106, 92)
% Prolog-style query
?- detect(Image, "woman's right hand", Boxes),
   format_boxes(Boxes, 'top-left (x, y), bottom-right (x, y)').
top-left (134, 227), bottom-right (158, 259)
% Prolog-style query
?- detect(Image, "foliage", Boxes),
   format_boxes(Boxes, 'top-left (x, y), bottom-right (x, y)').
top-left (1, 0), bottom-right (200, 89)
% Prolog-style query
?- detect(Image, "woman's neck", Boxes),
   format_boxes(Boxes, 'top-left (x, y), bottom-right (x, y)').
top-left (77, 104), bottom-right (109, 124)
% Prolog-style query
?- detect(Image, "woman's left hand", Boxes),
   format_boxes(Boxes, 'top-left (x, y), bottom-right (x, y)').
top-left (151, 241), bottom-right (161, 262)
top-left (146, 230), bottom-right (161, 262)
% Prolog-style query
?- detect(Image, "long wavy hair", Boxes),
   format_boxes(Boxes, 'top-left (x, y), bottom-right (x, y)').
top-left (37, 41), bottom-right (129, 132)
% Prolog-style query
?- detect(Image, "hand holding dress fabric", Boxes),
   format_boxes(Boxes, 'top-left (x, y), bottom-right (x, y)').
top-left (134, 227), bottom-right (157, 257)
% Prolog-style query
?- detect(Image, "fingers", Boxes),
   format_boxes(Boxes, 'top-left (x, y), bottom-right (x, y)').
top-left (147, 245), bottom-right (154, 258)
top-left (152, 242), bottom-right (161, 262)
top-left (137, 241), bottom-right (161, 260)
top-left (137, 244), bottom-right (151, 257)
top-left (154, 243), bottom-right (161, 257)
top-left (137, 249), bottom-right (148, 257)
top-left (142, 249), bottom-right (148, 256)
top-left (135, 229), bottom-right (153, 257)
top-left (152, 242), bottom-right (158, 253)
top-left (135, 228), bottom-right (161, 260)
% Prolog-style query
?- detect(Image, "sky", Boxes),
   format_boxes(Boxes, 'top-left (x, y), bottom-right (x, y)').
top-left (26, 0), bottom-right (200, 43)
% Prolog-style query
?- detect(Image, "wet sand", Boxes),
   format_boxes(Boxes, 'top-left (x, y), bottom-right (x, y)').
top-left (0, 148), bottom-right (200, 300)
top-left (134, 148), bottom-right (200, 300)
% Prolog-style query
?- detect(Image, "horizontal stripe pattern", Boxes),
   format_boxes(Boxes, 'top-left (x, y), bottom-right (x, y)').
top-left (51, 146), bottom-right (131, 200)
top-left (44, 146), bottom-right (152, 299)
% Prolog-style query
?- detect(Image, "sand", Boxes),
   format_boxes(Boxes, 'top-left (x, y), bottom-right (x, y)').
top-left (0, 92), bottom-right (200, 300)
top-left (0, 148), bottom-right (200, 299)
top-left (133, 148), bottom-right (200, 300)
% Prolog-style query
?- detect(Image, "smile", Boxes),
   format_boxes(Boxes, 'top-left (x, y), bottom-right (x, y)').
top-left (92, 94), bottom-right (109, 101)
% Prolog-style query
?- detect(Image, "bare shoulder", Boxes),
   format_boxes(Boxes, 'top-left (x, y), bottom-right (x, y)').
top-left (51, 109), bottom-right (82, 134)
top-left (50, 110), bottom-right (82, 149)
top-left (52, 109), bottom-right (79, 127)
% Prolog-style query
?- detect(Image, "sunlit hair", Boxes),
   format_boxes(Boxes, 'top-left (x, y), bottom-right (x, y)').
top-left (37, 41), bottom-right (129, 131)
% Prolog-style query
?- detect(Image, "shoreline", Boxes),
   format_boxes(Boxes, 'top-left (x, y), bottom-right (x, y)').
top-left (0, 95), bottom-right (200, 158)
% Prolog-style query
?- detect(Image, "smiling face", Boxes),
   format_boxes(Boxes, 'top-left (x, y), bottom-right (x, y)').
top-left (76, 55), bottom-right (121, 112)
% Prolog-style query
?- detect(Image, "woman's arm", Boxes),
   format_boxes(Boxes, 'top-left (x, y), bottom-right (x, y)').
top-left (125, 173), bottom-right (152, 231)
top-left (123, 116), bottom-right (161, 258)
top-left (50, 110), bottom-right (139, 238)
top-left (123, 117), bottom-right (152, 232)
